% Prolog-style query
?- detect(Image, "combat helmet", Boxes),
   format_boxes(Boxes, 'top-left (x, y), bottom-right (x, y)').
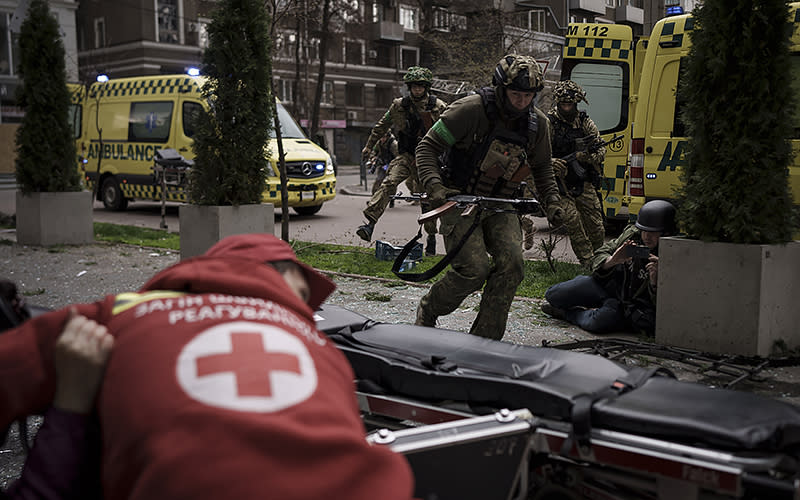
top-left (403, 66), bottom-right (433, 88)
top-left (554, 80), bottom-right (588, 104)
top-left (492, 54), bottom-right (544, 93)
top-left (635, 200), bottom-right (677, 235)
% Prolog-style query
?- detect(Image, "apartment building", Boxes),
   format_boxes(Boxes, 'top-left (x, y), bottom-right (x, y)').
top-left (68, 0), bottom-right (652, 163)
top-left (0, 0), bottom-right (78, 123)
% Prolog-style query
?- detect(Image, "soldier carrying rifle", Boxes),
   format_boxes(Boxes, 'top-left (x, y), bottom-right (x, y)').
top-left (413, 54), bottom-right (564, 341)
top-left (545, 80), bottom-right (607, 267)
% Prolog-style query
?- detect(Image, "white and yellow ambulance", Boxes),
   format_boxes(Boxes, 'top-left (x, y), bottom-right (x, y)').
top-left (77, 74), bottom-right (336, 215)
top-left (562, 5), bottom-right (800, 225)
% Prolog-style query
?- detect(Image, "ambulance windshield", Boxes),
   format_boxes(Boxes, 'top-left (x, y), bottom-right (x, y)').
top-left (272, 102), bottom-right (307, 139)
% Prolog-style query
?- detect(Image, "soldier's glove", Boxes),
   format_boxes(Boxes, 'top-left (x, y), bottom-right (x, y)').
top-left (576, 151), bottom-right (590, 163)
top-left (551, 158), bottom-right (568, 178)
top-left (545, 195), bottom-right (565, 227)
top-left (426, 181), bottom-right (461, 208)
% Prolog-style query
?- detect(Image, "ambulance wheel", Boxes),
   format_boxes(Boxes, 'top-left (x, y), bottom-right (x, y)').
top-left (293, 204), bottom-right (322, 216)
top-left (101, 176), bottom-right (128, 211)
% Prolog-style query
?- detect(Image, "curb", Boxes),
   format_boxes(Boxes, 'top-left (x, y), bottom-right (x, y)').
top-left (339, 185), bottom-right (372, 197)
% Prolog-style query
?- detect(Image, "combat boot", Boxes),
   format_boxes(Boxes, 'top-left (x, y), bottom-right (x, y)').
top-left (541, 303), bottom-right (566, 320)
top-left (414, 303), bottom-right (437, 327)
top-left (356, 221), bottom-right (375, 242)
top-left (425, 234), bottom-right (436, 256)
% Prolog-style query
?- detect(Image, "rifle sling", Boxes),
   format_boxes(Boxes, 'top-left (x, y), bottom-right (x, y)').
top-left (392, 212), bottom-right (482, 282)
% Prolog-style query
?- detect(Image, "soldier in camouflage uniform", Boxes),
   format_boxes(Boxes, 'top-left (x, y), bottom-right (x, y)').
top-left (356, 67), bottom-right (448, 256)
top-left (415, 54), bottom-right (564, 340)
top-left (546, 80), bottom-right (606, 266)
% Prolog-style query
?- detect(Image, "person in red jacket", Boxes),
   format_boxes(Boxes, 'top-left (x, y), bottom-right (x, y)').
top-left (3, 309), bottom-right (113, 500)
top-left (0, 234), bottom-right (414, 500)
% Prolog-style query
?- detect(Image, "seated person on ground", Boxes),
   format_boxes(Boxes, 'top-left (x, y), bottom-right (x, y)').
top-left (541, 200), bottom-right (677, 335)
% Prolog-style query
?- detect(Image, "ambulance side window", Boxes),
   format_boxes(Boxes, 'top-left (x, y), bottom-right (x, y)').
top-left (791, 53), bottom-right (800, 138)
top-left (68, 104), bottom-right (82, 139)
top-left (128, 101), bottom-right (174, 142)
top-left (672, 59), bottom-right (686, 138)
top-left (182, 101), bottom-right (202, 138)
top-left (566, 61), bottom-right (628, 134)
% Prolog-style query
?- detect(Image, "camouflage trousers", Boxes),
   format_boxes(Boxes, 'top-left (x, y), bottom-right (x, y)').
top-left (363, 152), bottom-right (437, 235)
top-left (555, 182), bottom-right (605, 266)
top-left (416, 208), bottom-right (523, 340)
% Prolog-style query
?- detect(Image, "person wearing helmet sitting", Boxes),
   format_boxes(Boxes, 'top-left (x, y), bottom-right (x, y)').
top-left (414, 54), bottom-right (564, 341)
top-left (546, 80), bottom-right (606, 267)
top-left (356, 66), bottom-right (448, 257)
top-left (541, 200), bottom-right (678, 335)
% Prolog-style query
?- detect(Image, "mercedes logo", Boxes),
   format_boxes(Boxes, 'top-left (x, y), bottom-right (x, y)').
top-left (301, 162), bottom-right (313, 176)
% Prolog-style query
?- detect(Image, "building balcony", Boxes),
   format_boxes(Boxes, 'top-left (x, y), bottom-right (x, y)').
top-left (371, 21), bottom-right (404, 42)
top-left (615, 4), bottom-right (644, 24)
top-left (569, 0), bottom-right (606, 15)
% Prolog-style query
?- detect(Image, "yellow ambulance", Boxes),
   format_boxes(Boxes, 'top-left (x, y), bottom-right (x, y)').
top-left (562, 22), bottom-right (638, 228)
top-left (563, 5), bottom-right (800, 225)
top-left (77, 74), bottom-right (336, 215)
top-left (629, 8), bottom-right (800, 213)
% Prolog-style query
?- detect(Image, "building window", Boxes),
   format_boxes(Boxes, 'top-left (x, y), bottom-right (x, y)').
top-left (400, 46), bottom-right (418, 69)
top-left (399, 5), bottom-right (419, 32)
top-left (93, 17), bottom-right (106, 49)
top-left (276, 78), bottom-right (294, 103)
top-left (276, 30), bottom-right (296, 59)
top-left (345, 39), bottom-right (364, 65)
top-left (156, 0), bottom-right (181, 44)
top-left (197, 18), bottom-right (210, 49)
top-left (509, 9), bottom-right (545, 32)
top-left (371, 1), bottom-right (383, 23)
top-left (432, 7), bottom-right (466, 32)
top-left (346, 82), bottom-right (363, 107)
top-left (322, 81), bottom-right (334, 105)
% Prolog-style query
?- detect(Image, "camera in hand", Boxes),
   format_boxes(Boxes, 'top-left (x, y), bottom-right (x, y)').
top-left (625, 245), bottom-right (651, 259)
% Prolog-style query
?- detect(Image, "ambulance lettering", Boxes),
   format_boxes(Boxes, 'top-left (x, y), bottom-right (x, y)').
top-left (657, 140), bottom-right (687, 171)
top-left (86, 143), bottom-right (162, 162)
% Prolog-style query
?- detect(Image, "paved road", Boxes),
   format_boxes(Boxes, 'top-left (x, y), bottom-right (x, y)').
top-left (0, 166), bottom-right (579, 263)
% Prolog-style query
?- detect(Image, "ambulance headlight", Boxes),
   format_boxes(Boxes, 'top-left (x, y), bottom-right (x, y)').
top-left (325, 157), bottom-right (334, 175)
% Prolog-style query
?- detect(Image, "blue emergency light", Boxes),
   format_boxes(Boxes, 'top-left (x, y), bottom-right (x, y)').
top-left (666, 6), bottom-right (684, 15)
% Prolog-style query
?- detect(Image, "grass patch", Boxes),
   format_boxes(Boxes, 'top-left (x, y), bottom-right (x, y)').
top-left (22, 288), bottom-right (45, 296)
top-left (94, 222), bottom-right (180, 249)
top-left (82, 224), bottom-right (585, 300)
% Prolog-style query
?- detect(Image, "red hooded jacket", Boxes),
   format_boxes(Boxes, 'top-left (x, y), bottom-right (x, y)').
top-left (0, 234), bottom-right (414, 499)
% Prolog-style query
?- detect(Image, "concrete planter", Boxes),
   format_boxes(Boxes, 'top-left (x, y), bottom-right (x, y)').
top-left (15, 191), bottom-right (93, 246)
top-left (656, 237), bottom-right (800, 356)
top-left (179, 203), bottom-right (274, 260)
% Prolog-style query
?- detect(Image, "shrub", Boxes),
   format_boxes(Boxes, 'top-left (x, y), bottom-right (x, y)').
top-left (677, 0), bottom-right (796, 243)
top-left (189, 0), bottom-right (273, 206)
top-left (14, 0), bottom-right (80, 194)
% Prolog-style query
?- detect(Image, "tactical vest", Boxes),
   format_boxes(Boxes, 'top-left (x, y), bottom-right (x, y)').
top-left (442, 87), bottom-right (536, 197)
top-left (397, 94), bottom-right (437, 155)
top-left (549, 110), bottom-right (589, 159)
top-left (549, 110), bottom-right (597, 194)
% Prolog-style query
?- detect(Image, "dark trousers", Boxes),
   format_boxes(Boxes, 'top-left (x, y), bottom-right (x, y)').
top-left (544, 275), bottom-right (628, 334)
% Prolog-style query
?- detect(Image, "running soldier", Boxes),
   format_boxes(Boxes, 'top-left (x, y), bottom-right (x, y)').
top-left (547, 80), bottom-right (606, 266)
top-left (356, 67), bottom-right (447, 257)
top-left (415, 54), bottom-right (564, 340)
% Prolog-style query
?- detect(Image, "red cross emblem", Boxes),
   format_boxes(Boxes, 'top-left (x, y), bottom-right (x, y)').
top-left (176, 322), bottom-right (318, 412)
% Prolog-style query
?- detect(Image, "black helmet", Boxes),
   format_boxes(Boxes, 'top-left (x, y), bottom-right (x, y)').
top-left (635, 200), bottom-right (676, 234)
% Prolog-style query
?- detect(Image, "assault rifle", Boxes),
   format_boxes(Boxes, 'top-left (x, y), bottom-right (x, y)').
top-left (392, 192), bottom-right (542, 224)
top-left (560, 133), bottom-right (623, 194)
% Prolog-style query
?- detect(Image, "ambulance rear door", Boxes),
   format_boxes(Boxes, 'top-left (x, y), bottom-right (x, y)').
top-left (562, 23), bottom-right (635, 224)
